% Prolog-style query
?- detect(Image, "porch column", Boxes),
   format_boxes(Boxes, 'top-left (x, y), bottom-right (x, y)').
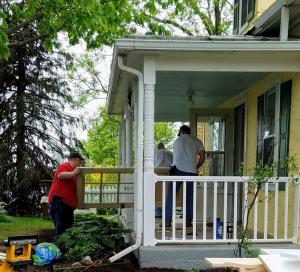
top-left (133, 83), bottom-right (138, 233)
top-left (124, 103), bottom-right (134, 229)
top-left (143, 56), bottom-right (156, 246)
top-left (120, 116), bottom-right (126, 167)
top-left (125, 105), bottom-right (132, 167)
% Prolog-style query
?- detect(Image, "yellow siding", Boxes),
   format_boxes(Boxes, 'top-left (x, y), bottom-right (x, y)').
top-left (240, 0), bottom-right (276, 35)
top-left (221, 72), bottom-right (300, 242)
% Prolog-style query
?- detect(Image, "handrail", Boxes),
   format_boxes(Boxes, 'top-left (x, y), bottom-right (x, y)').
top-left (79, 167), bottom-right (134, 174)
top-left (156, 175), bottom-right (295, 183)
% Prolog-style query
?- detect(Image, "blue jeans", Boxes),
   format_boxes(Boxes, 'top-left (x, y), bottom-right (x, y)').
top-left (49, 196), bottom-right (74, 235)
top-left (165, 167), bottom-right (197, 222)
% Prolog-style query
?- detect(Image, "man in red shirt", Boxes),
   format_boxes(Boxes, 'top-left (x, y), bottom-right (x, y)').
top-left (48, 151), bottom-right (84, 235)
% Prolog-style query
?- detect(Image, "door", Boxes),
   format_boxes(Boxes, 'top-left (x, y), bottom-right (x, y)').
top-left (190, 109), bottom-right (234, 222)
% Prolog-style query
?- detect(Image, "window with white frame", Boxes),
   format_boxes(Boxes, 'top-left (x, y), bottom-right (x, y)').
top-left (233, 0), bottom-right (255, 34)
top-left (256, 80), bottom-right (292, 176)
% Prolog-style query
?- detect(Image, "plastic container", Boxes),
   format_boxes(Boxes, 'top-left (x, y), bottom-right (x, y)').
top-left (216, 218), bottom-right (223, 239)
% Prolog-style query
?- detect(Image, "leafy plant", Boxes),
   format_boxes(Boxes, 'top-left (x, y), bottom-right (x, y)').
top-left (236, 157), bottom-right (299, 257)
top-left (0, 212), bottom-right (11, 223)
top-left (55, 214), bottom-right (130, 261)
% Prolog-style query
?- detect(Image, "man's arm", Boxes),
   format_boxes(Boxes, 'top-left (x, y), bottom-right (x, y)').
top-left (196, 150), bottom-right (205, 170)
top-left (58, 168), bottom-right (80, 180)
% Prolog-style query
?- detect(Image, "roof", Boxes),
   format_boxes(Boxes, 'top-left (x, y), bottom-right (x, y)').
top-left (248, 0), bottom-right (300, 37)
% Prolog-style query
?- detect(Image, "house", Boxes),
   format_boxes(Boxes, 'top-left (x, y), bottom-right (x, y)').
top-left (77, 0), bottom-right (300, 269)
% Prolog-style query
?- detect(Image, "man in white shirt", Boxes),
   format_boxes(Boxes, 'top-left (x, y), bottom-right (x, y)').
top-left (155, 142), bottom-right (173, 168)
top-left (154, 143), bottom-right (173, 217)
top-left (165, 125), bottom-right (205, 227)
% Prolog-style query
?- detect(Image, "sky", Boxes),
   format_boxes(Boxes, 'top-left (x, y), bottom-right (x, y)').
top-left (59, 34), bottom-right (112, 140)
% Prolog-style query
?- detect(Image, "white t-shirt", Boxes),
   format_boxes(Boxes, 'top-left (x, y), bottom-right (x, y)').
top-left (173, 134), bottom-right (204, 173)
top-left (154, 148), bottom-right (173, 167)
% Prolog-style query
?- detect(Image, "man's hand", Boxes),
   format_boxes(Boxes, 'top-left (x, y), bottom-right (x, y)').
top-left (73, 167), bottom-right (81, 176)
top-left (196, 150), bottom-right (205, 170)
top-left (58, 168), bottom-right (81, 180)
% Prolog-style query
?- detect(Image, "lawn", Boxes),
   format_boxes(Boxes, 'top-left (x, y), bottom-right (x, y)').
top-left (0, 215), bottom-right (54, 241)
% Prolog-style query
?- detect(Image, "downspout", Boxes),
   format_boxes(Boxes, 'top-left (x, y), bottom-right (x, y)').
top-left (109, 56), bottom-right (144, 263)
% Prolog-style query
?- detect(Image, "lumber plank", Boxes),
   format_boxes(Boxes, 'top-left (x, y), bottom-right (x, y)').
top-left (205, 258), bottom-right (267, 271)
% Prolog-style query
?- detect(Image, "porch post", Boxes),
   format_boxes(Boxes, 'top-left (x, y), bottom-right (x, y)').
top-left (280, 5), bottom-right (289, 41)
top-left (125, 105), bottom-right (132, 167)
top-left (133, 83), bottom-right (138, 233)
top-left (143, 56), bottom-right (156, 246)
top-left (120, 116), bottom-right (126, 167)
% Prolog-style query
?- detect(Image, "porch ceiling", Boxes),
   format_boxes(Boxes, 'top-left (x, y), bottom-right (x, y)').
top-left (155, 71), bottom-right (268, 122)
top-left (107, 36), bottom-right (300, 121)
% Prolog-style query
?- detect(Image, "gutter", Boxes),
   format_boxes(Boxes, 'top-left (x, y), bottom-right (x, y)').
top-left (114, 38), bottom-right (300, 52)
top-left (109, 56), bottom-right (144, 263)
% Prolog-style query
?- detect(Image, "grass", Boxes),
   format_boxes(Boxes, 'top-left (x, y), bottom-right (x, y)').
top-left (0, 216), bottom-right (54, 241)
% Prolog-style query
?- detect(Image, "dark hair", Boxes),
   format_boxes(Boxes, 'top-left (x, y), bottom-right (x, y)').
top-left (68, 151), bottom-right (84, 160)
top-left (179, 125), bottom-right (191, 135)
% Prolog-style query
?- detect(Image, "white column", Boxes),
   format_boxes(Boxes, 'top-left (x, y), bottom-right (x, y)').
top-left (125, 105), bottom-right (132, 167)
top-left (143, 56), bottom-right (156, 246)
top-left (120, 116), bottom-right (126, 167)
top-left (124, 101), bottom-right (134, 229)
top-left (133, 83), bottom-right (138, 233)
top-left (280, 5), bottom-right (289, 41)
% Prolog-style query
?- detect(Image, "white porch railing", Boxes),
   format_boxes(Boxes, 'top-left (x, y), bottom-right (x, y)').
top-left (155, 175), bottom-right (300, 244)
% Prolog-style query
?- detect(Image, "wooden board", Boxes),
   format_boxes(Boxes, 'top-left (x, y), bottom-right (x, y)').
top-left (205, 258), bottom-right (267, 272)
top-left (260, 248), bottom-right (300, 255)
top-left (259, 254), bottom-right (300, 272)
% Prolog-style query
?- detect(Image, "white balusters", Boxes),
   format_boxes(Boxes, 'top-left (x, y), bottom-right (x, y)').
top-left (233, 182), bottom-right (237, 240)
top-left (203, 181), bottom-right (207, 240)
top-left (264, 182), bottom-right (269, 239)
top-left (284, 182), bottom-right (289, 239)
top-left (274, 182), bottom-right (279, 239)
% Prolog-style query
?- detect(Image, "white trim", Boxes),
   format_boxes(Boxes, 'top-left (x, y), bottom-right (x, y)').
top-left (114, 39), bottom-right (300, 52)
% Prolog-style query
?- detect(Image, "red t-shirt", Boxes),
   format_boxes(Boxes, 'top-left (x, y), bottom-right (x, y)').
top-left (48, 162), bottom-right (77, 209)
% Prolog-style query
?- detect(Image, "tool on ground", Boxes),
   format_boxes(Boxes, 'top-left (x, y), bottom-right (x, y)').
top-left (0, 235), bottom-right (38, 272)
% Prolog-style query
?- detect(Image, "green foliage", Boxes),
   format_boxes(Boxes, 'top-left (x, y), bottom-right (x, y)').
top-left (236, 157), bottom-right (299, 257)
top-left (0, 0), bottom-right (233, 60)
top-left (0, 212), bottom-right (11, 223)
top-left (84, 107), bottom-right (119, 166)
top-left (84, 108), bottom-right (176, 166)
top-left (237, 231), bottom-right (260, 258)
top-left (97, 208), bottom-right (118, 216)
top-left (154, 122), bottom-right (176, 147)
top-left (55, 214), bottom-right (130, 261)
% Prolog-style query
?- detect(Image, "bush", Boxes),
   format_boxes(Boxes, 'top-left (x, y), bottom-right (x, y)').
top-left (0, 212), bottom-right (11, 223)
top-left (55, 214), bottom-right (130, 261)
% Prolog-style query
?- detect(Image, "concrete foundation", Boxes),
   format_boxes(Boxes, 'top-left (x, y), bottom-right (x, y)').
top-left (138, 243), bottom-right (300, 270)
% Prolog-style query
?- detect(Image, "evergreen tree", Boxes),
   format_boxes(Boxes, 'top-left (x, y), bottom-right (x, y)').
top-left (0, 22), bottom-right (79, 214)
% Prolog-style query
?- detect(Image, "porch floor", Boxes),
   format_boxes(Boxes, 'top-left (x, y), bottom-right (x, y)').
top-left (138, 243), bottom-right (300, 270)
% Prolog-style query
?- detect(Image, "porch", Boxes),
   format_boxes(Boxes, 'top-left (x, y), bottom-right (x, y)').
top-left (102, 36), bottom-right (300, 267)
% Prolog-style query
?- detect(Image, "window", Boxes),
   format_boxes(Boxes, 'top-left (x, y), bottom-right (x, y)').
top-left (233, 0), bottom-right (256, 34)
top-left (256, 81), bottom-right (292, 176)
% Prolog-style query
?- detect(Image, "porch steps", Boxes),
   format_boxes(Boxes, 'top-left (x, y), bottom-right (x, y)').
top-left (138, 243), bottom-right (300, 270)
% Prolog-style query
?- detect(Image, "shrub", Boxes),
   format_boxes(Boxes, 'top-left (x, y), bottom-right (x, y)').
top-left (55, 214), bottom-right (130, 261)
top-left (0, 212), bottom-right (11, 223)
